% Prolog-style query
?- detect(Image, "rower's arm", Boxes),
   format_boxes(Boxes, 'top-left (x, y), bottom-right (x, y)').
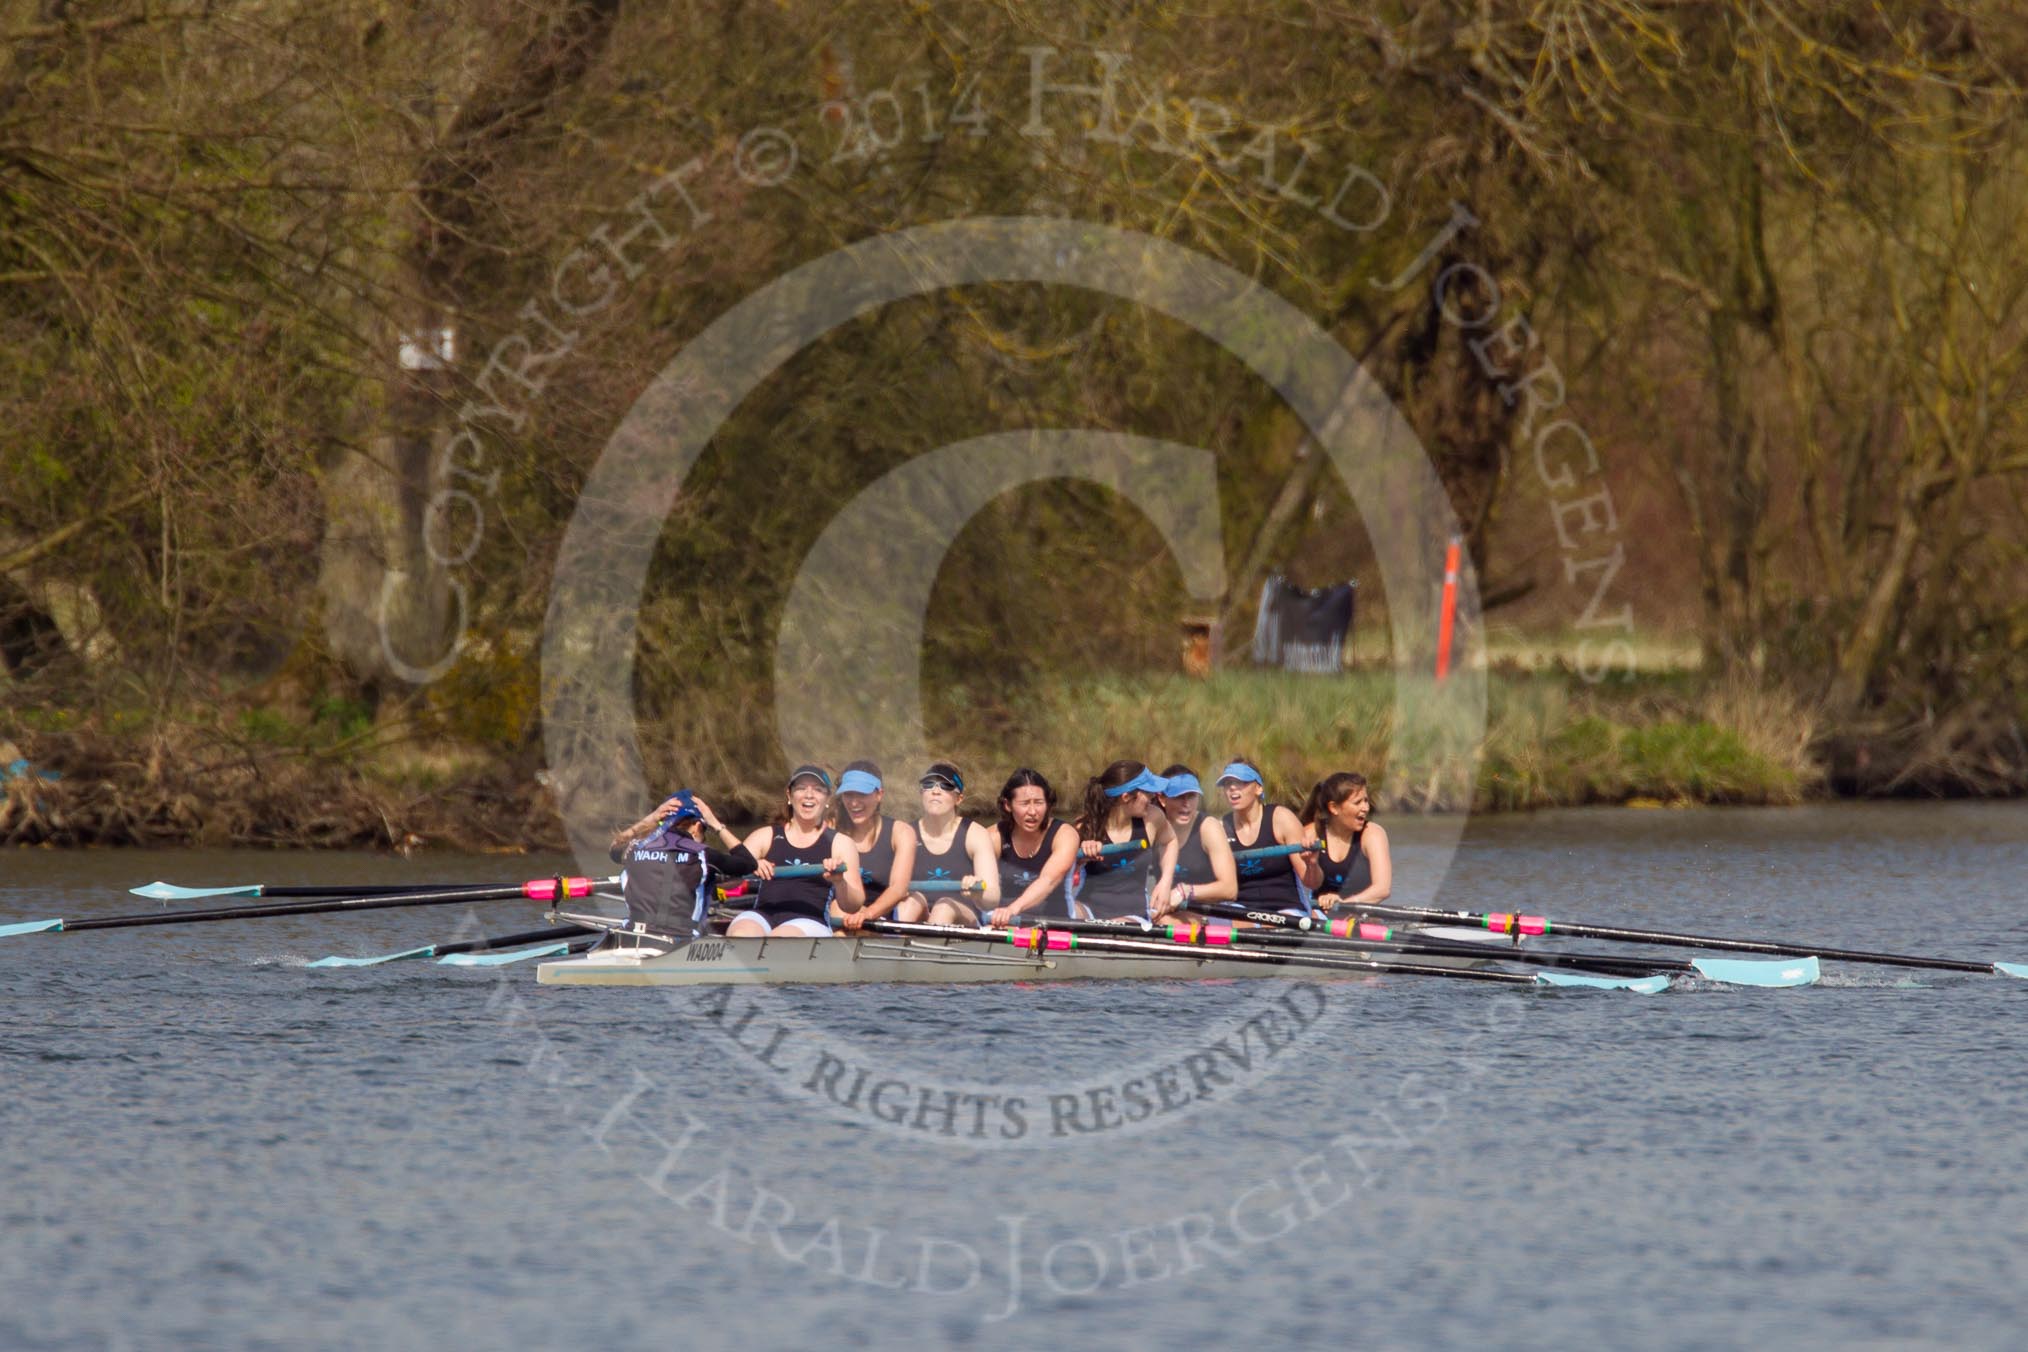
top-left (743, 827), bottom-right (776, 880)
top-left (1002, 825), bottom-right (1079, 917)
top-left (1185, 816), bottom-right (1238, 904)
top-left (1279, 806), bottom-right (1323, 889)
top-left (830, 835), bottom-right (866, 911)
top-left (965, 824), bottom-right (1002, 904)
top-left (861, 822), bottom-right (916, 919)
top-left (610, 796), bottom-right (684, 851)
top-left (1147, 812), bottom-right (1180, 913)
top-left (703, 844), bottom-right (758, 877)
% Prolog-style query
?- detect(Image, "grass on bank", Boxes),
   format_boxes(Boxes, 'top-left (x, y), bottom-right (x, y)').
top-left (943, 669), bottom-right (1817, 812)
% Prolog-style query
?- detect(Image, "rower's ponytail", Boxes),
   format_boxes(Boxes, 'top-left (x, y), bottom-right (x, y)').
top-left (1075, 759), bottom-right (1145, 841)
top-left (1302, 771), bottom-right (1368, 827)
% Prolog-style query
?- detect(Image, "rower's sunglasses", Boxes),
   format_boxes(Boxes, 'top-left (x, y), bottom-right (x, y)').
top-left (918, 775), bottom-right (961, 792)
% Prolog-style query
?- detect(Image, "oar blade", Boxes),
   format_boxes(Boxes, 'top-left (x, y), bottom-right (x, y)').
top-left (306, 945), bottom-right (439, 969)
top-left (1995, 962), bottom-right (2028, 981)
top-left (130, 881), bottom-right (261, 901)
top-left (0, 918), bottom-right (63, 939)
top-left (1690, 955), bottom-right (1820, 988)
top-left (436, 942), bottom-right (573, 967)
top-left (1533, 970), bottom-right (1671, 995)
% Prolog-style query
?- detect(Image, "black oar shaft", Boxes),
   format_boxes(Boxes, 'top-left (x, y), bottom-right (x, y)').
top-left (1085, 911), bottom-right (1678, 977)
top-left (259, 884), bottom-right (512, 899)
top-left (62, 881), bottom-right (597, 932)
top-left (1234, 928), bottom-right (1675, 977)
top-left (1352, 903), bottom-right (1999, 974)
top-left (437, 924), bottom-right (598, 958)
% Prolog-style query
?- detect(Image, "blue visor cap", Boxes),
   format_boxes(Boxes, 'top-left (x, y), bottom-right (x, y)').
top-left (787, 765), bottom-right (833, 791)
top-left (657, 789), bottom-right (702, 824)
top-left (1160, 773), bottom-right (1203, 798)
top-left (836, 769), bottom-right (882, 795)
top-left (1216, 762), bottom-right (1264, 787)
top-left (1105, 768), bottom-right (1168, 798)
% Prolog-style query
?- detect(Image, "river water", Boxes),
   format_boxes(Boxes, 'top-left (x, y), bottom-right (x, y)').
top-left (3, 802), bottom-right (2024, 1350)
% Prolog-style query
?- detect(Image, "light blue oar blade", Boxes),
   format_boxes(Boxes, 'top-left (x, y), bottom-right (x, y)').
top-left (130, 881), bottom-right (262, 901)
top-left (1996, 962), bottom-right (2028, 980)
top-left (436, 942), bottom-right (572, 968)
top-left (1534, 970), bottom-right (1671, 995)
top-left (0, 918), bottom-right (63, 938)
top-left (1690, 955), bottom-right (1820, 988)
top-left (306, 946), bottom-right (439, 969)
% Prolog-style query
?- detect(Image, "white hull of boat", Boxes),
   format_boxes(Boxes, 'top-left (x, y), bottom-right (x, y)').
top-left (533, 929), bottom-right (1501, 988)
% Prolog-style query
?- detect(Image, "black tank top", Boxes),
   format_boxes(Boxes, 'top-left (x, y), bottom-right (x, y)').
top-left (999, 819), bottom-right (1072, 918)
top-left (1172, 817), bottom-right (1215, 886)
top-left (912, 818), bottom-right (974, 885)
top-left (852, 817), bottom-right (898, 893)
top-left (1078, 816), bottom-right (1153, 920)
top-left (1319, 828), bottom-right (1372, 898)
top-left (757, 825), bottom-right (836, 924)
top-left (621, 828), bottom-right (709, 939)
top-left (1226, 807), bottom-right (1300, 908)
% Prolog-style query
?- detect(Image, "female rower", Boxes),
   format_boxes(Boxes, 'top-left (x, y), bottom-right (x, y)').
top-left (831, 760), bottom-right (922, 933)
top-left (1301, 771), bottom-right (1391, 912)
top-left (904, 762), bottom-right (1001, 926)
top-left (1155, 764), bottom-right (1238, 914)
top-left (1217, 759), bottom-right (1322, 916)
top-left (985, 768), bottom-right (1081, 925)
top-left (733, 765), bottom-right (865, 937)
top-left (1070, 759), bottom-right (1181, 923)
top-left (608, 789), bottom-right (757, 941)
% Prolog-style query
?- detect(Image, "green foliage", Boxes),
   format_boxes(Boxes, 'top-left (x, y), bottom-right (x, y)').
top-left (236, 708), bottom-right (299, 746)
top-left (1478, 686), bottom-right (1811, 810)
top-left (311, 696), bottom-right (374, 743)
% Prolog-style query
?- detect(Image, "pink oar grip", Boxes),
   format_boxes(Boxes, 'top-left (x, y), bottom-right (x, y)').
top-left (522, 877), bottom-right (593, 901)
top-left (1009, 927), bottom-right (1073, 951)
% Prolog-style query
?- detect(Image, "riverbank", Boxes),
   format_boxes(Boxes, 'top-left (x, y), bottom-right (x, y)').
top-left (975, 669), bottom-right (1819, 813)
top-left (1, 667), bottom-right (1831, 849)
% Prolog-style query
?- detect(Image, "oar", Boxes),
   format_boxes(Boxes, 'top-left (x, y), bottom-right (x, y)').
top-left (437, 935), bottom-right (602, 967)
top-left (1231, 842), bottom-right (1321, 861)
top-left (861, 919), bottom-right (1670, 992)
top-left (1345, 901), bottom-right (2028, 979)
top-left (1192, 904), bottom-right (1818, 988)
top-left (130, 880), bottom-right (519, 902)
top-left (0, 876), bottom-right (612, 939)
top-left (1040, 911), bottom-right (1706, 979)
top-left (307, 923), bottom-right (597, 969)
top-left (763, 870), bottom-right (1002, 893)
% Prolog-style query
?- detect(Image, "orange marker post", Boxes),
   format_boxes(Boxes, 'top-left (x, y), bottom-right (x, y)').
top-left (1435, 536), bottom-right (1461, 682)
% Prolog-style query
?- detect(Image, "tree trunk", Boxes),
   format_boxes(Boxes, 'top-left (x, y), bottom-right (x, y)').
top-left (318, 0), bottom-right (624, 688)
top-left (1822, 481), bottom-right (1926, 721)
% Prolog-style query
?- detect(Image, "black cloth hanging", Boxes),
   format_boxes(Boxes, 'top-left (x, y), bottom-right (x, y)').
top-left (1250, 575), bottom-right (1355, 673)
